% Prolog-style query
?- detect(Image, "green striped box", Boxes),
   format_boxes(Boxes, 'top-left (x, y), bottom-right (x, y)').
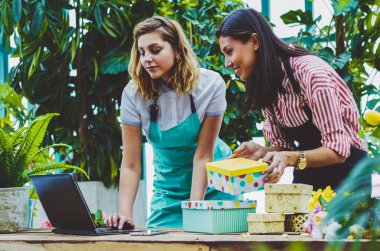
top-left (181, 200), bottom-right (257, 234)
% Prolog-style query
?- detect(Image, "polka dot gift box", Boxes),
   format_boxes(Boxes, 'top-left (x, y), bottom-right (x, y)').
top-left (181, 200), bottom-right (257, 233)
top-left (205, 158), bottom-right (269, 195)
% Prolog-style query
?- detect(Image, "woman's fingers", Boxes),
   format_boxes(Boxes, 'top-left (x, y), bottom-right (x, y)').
top-left (232, 143), bottom-right (247, 155)
top-left (261, 152), bottom-right (275, 174)
top-left (111, 213), bottom-right (119, 227)
top-left (117, 217), bottom-right (126, 230)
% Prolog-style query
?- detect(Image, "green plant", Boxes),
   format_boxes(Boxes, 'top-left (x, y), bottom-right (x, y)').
top-left (0, 0), bottom-right (155, 186)
top-left (0, 81), bottom-right (27, 131)
top-left (0, 113), bottom-right (88, 188)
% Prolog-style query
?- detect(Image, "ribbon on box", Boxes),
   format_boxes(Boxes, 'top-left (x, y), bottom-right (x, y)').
top-left (371, 172), bottom-right (380, 198)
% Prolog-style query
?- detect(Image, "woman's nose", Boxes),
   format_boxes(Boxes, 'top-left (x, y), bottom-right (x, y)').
top-left (143, 54), bottom-right (153, 63)
top-left (225, 60), bottom-right (232, 68)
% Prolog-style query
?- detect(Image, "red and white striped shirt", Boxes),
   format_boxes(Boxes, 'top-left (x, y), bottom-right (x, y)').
top-left (262, 55), bottom-right (367, 158)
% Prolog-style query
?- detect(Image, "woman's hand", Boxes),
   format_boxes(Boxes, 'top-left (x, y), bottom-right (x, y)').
top-left (230, 141), bottom-right (266, 160)
top-left (261, 151), bottom-right (299, 183)
top-left (105, 213), bottom-right (135, 230)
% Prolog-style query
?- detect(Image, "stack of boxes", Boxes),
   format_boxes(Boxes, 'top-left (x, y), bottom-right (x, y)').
top-left (247, 183), bottom-right (312, 234)
top-left (181, 157), bottom-right (312, 234)
top-left (181, 158), bottom-right (269, 233)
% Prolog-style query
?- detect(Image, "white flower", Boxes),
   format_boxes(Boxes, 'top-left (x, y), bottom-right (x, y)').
top-left (313, 211), bottom-right (328, 226)
top-left (312, 226), bottom-right (324, 239)
top-left (324, 221), bottom-right (341, 240)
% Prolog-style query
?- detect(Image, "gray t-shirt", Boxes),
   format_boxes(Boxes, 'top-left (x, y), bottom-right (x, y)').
top-left (120, 68), bottom-right (227, 142)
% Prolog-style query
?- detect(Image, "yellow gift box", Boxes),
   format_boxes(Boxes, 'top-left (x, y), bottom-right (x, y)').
top-left (205, 158), bottom-right (268, 195)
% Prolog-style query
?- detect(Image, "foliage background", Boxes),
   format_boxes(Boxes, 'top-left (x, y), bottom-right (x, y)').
top-left (0, 0), bottom-right (379, 186)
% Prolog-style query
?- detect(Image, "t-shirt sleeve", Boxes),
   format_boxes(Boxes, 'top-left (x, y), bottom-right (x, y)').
top-left (205, 73), bottom-right (227, 117)
top-left (120, 83), bottom-right (141, 127)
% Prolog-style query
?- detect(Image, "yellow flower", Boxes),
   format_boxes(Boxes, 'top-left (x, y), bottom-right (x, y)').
top-left (308, 196), bottom-right (321, 213)
top-left (321, 186), bottom-right (336, 203)
top-left (364, 110), bottom-right (380, 126)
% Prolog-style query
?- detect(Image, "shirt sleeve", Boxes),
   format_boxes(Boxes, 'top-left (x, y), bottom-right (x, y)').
top-left (120, 83), bottom-right (141, 127)
top-left (262, 108), bottom-right (295, 150)
top-left (205, 73), bottom-right (227, 117)
top-left (308, 72), bottom-right (351, 157)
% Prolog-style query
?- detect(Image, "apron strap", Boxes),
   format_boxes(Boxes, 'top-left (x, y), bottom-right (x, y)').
top-left (149, 92), bottom-right (159, 122)
top-left (189, 94), bottom-right (196, 114)
top-left (283, 57), bottom-right (312, 119)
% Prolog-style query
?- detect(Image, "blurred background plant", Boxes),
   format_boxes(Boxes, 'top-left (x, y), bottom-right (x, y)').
top-left (324, 157), bottom-right (380, 247)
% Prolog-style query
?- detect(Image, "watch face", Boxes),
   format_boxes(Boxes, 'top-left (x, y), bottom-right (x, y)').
top-left (298, 161), bottom-right (307, 170)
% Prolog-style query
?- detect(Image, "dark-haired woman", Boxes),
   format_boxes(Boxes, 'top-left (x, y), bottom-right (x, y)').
top-left (216, 8), bottom-right (367, 190)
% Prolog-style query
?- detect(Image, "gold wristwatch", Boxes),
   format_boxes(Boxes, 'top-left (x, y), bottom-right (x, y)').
top-left (296, 151), bottom-right (307, 170)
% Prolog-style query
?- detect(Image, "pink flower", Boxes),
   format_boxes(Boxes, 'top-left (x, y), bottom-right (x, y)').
top-left (304, 205), bottom-right (324, 234)
top-left (41, 219), bottom-right (52, 229)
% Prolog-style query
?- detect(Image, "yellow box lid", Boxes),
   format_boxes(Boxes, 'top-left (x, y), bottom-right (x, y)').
top-left (205, 158), bottom-right (268, 177)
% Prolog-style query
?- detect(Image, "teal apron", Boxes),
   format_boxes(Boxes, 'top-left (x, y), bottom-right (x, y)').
top-left (146, 94), bottom-right (237, 228)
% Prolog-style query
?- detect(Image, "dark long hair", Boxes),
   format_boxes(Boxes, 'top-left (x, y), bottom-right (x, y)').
top-left (216, 8), bottom-right (311, 110)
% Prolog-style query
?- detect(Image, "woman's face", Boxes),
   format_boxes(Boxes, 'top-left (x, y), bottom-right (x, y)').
top-left (219, 35), bottom-right (259, 81)
top-left (138, 31), bottom-right (177, 83)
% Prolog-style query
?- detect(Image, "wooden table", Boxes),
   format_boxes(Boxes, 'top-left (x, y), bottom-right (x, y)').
top-left (0, 229), bottom-right (376, 251)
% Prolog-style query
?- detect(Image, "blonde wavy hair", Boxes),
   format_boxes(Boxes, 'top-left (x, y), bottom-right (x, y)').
top-left (128, 16), bottom-right (199, 99)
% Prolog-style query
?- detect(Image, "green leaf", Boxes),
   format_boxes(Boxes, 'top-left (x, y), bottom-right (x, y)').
top-left (28, 46), bottom-right (41, 79)
top-left (92, 58), bottom-right (98, 82)
top-left (94, 4), bottom-right (103, 30)
top-left (280, 9), bottom-right (314, 26)
top-left (30, 5), bottom-right (43, 38)
top-left (12, 0), bottom-right (22, 23)
top-left (2, 4), bottom-right (14, 35)
top-left (100, 52), bottom-right (129, 75)
top-left (24, 163), bottom-right (90, 180)
top-left (102, 20), bottom-right (117, 38)
top-left (331, 0), bottom-right (358, 16)
top-left (332, 52), bottom-right (351, 69)
top-left (15, 113), bottom-right (59, 171)
top-left (70, 39), bottom-right (76, 64)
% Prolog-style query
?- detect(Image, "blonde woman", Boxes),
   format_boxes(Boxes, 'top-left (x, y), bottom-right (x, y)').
top-left (106, 16), bottom-right (236, 229)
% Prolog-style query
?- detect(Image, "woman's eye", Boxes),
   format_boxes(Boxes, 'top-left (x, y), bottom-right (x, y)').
top-left (151, 48), bottom-right (161, 54)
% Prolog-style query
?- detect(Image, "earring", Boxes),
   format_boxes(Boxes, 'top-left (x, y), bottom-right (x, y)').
top-left (176, 57), bottom-right (181, 63)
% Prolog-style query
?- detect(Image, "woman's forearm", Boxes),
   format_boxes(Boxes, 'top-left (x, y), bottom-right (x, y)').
top-left (190, 154), bottom-right (212, 201)
top-left (304, 146), bottom-right (346, 168)
top-left (119, 164), bottom-right (141, 218)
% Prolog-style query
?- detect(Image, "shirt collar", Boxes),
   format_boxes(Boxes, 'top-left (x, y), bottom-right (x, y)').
top-left (158, 79), bottom-right (171, 93)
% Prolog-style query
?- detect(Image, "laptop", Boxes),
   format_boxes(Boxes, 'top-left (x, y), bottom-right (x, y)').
top-left (30, 173), bottom-right (143, 235)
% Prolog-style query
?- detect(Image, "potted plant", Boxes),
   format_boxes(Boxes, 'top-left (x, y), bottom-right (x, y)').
top-left (0, 113), bottom-right (88, 233)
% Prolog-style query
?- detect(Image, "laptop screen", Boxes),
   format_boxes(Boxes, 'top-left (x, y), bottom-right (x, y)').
top-left (30, 174), bottom-right (97, 231)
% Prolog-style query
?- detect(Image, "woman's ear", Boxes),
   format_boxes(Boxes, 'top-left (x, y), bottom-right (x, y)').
top-left (250, 33), bottom-right (260, 51)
